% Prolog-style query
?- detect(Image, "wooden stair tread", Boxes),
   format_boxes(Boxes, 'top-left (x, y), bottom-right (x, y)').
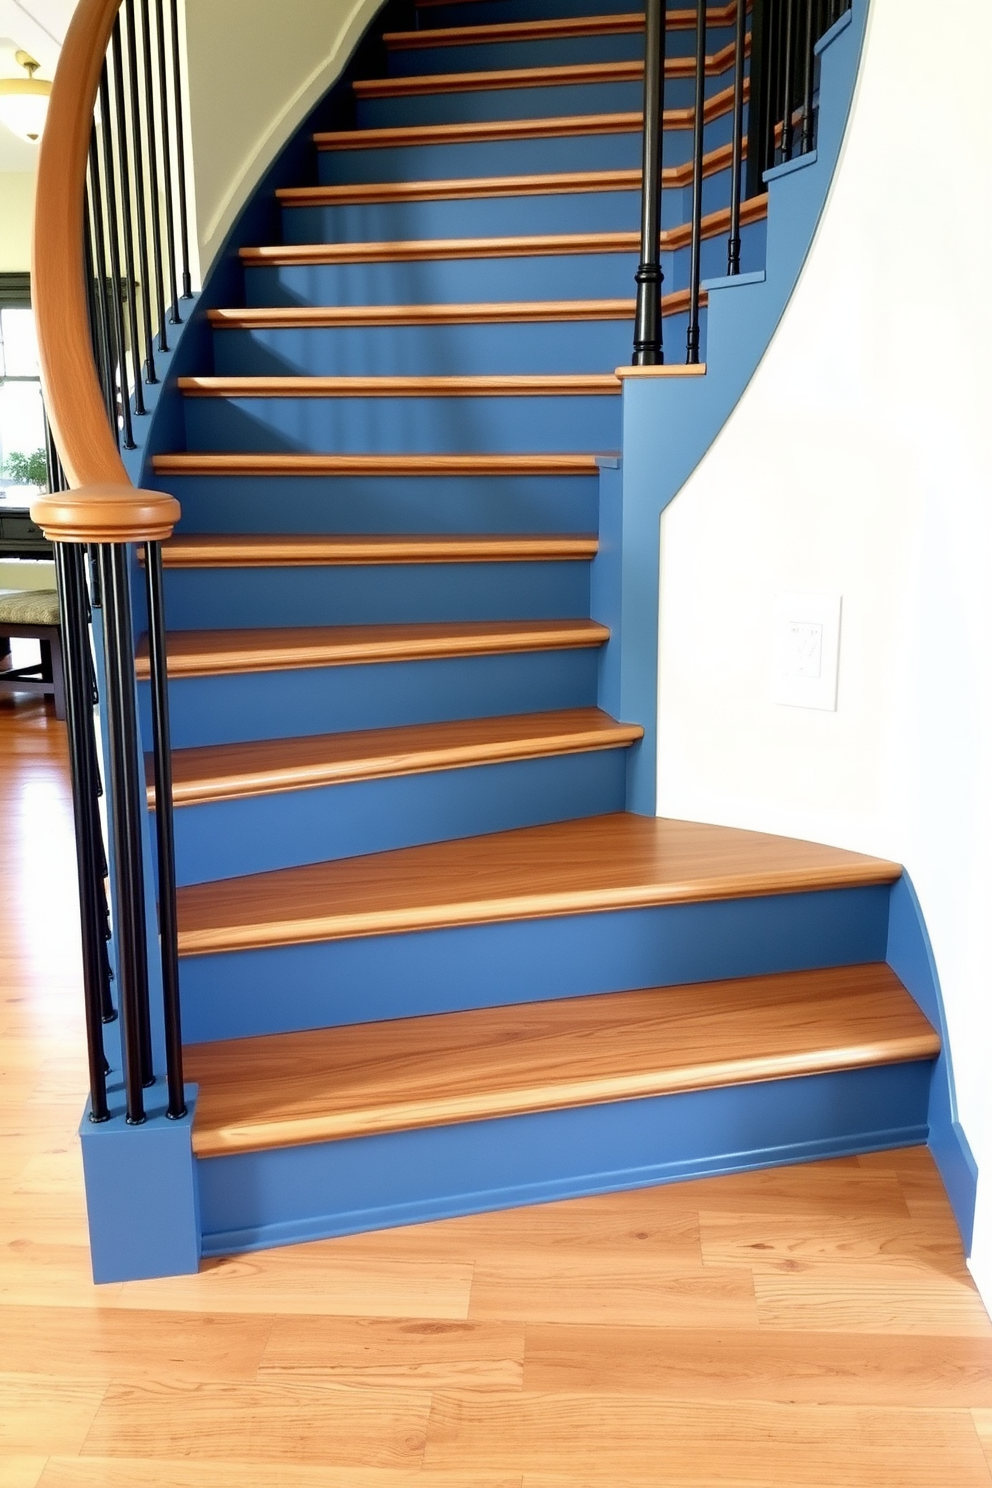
top-left (207, 291), bottom-right (710, 330)
top-left (157, 707), bottom-right (642, 807)
top-left (186, 963), bottom-right (938, 1156)
top-left (239, 198), bottom-right (767, 266)
top-left (385, 12), bottom-right (645, 49)
top-left (277, 148), bottom-right (735, 206)
top-left (159, 533), bottom-right (599, 567)
top-left (175, 813), bottom-right (903, 956)
top-left (352, 46), bottom-right (737, 100)
top-left (177, 374), bottom-right (622, 398)
top-left (152, 452), bottom-right (607, 477)
top-left (135, 617), bottom-right (608, 680)
top-left (315, 85), bottom-right (742, 150)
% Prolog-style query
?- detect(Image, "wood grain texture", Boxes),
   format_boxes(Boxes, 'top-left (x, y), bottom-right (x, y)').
top-left (315, 82), bottom-right (742, 150)
top-left (30, 484), bottom-right (180, 544)
top-left (207, 289), bottom-right (702, 330)
top-left (152, 452), bottom-right (603, 477)
top-left (240, 196), bottom-right (766, 266)
top-left (175, 812), bottom-right (901, 956)
top-left (134, 618), bottom-right (608, 681)
top-left (158, 533), bottom-right (599, 568)
top-left (177, 373), bottom-right (621, 398)
top-left (352, 43), bottom-right (738, 99)
top-left (185, 964), bottom-right (937, 1156)
top-left (277, 148), bottom-right (735, 206)
top-left (385, 12), bottom-right (646, 48)
top-left (155, 707), bottom-right (641, 808)
top-left (615, 362), bottom-right (707, 378)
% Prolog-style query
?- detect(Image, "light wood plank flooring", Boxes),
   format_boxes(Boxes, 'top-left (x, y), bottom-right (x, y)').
top-left (2, 695), bottom-right (992, 1486)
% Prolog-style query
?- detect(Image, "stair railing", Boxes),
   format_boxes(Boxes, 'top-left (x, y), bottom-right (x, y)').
top-left (30, 0), bottom-right (189, 1128)
top-left (633, 0), bottom-right (852, 362)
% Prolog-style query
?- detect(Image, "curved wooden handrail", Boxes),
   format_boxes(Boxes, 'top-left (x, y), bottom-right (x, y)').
top-left (30, 0), bottom-right (178, 541)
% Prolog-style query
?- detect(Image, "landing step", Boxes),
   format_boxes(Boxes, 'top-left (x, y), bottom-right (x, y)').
top-left (156, 707), bottom-right (641, 808)
top-left (158, 533), bottom-right (599, 567)
top-left (175, 813), bottom-right (903, 957)
top-left (152, 452), bottom-right (606, 476)
top-left (315, 84), bottom-right (741, 151)
top-left (352, 46), bottom-right (737, 101)
top-left (135, 616), bottom-right (608, 681)
top-left (186, 963), bottom-right (938, 1157)
top-left (277, 147), bottom-right (734, 205)
top-left (240, 197), bottom-right (767, 265)
top-left (177, 374), bottom-right (622, 398)
top-left (207, 291), bottom-right (703, 330)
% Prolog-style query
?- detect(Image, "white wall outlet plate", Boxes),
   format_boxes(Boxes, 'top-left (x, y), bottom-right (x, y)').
top-left (770, 591), bottom-right (842, 710)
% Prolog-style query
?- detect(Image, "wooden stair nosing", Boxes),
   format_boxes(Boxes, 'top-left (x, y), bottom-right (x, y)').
top-left (384, 12), bottom-right (646, 49)
top-left (315, 83), bottom-right (745, 150)
top-left (178, 373), bottom-right (622, 399)
top-left (175, 813), bottom-right (904, 957)
top-left (158, 533), bottom-right (599, 568)
top-left (352, 43), bottom-right (740, 100)
top-left (239, 197), bottom-right (767, 267)
top-left (135, 617), bottom-right (609, 682)
top-left (152, 452), bottom-right (607, 477)
top-left (153, 706), bottom-right (641, 808)
top-left (186, 963), bottom-right (938, 1156)
top-left (276, 144), bottom-right (738, 207)
top-left (207, 289), bottom-right (706, 331)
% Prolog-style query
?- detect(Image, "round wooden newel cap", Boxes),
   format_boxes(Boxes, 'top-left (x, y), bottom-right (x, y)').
top-left (31, 485), bottom-right (181, 544)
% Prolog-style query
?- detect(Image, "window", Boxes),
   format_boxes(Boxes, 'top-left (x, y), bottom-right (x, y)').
top-left (0, 272), bottom-right (48, 498)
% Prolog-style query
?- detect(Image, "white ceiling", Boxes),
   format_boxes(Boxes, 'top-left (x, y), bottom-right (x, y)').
top-left (0, 0), bottom-right (74, 172)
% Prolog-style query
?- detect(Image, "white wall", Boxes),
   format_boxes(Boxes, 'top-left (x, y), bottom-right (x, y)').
top-left (184, 0), bottom-right (381, 272)
top-left (654, 0), bottom-right (992, 1291)
top-left (0, 171), bottom-right (34, 269)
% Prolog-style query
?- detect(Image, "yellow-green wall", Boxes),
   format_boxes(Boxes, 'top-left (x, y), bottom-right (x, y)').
top-left (0, 173), bottom-right (35, 272)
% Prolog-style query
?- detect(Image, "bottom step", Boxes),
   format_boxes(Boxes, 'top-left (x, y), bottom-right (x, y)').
top-left (187, 963), bottom-right (938, 1157)
top-left (189, 963), bottom-right (938, 1258)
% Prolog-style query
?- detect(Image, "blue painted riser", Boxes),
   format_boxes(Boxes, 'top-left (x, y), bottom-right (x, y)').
top-left (385, 34), bottom-right (649, 73)
top-left (161, 474), bottom-right (601, 537)
top-left (415, 0), bottom-right (648, 24)
top-left (178, 883), bottom-right (891, 1042)
top-left (281, 172), bottom-right (732, 243)
top-left (354, 79), bottom-right (716, 131)
top-left (169, 747), bottom-right (628, 885)
top-left (198, 1060), bottom-right (932, 1257)
top-left (163, 559), bottom-right (591, 630)
top-left (211, 319), bottom-right (638, 377)
top-left (181, 393), bottom-right (620, 455)
top-left (145, 647), bottom-right (602, 748)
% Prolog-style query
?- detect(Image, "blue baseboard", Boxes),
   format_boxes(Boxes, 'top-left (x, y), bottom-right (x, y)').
top-left (198, 1060), bottom-right (933, 1257)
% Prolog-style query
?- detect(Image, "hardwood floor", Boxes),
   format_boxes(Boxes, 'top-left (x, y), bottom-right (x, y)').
top-left (3, 696), bottom-right (992, 1486)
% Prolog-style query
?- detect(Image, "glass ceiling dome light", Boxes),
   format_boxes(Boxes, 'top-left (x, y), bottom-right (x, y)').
top-left (0, 52), bottom-right (52, 143)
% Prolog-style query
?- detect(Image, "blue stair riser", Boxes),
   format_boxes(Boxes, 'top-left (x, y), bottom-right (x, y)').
top-left (282, 172), bottom-right (733, 245)
top-left (179, 883), bottom-right (892, 1041)
top-left (354, 74), bottom-right (730, 131)
top-left (159, 473), bottom-right (601, 538)
top-left (147, 646), bottom-right (602, 749)
top-left (211, 319), bottom-right (637, 378)
top-left (386, 33), bottom-right (648, 75)
top-left (181, 392), bottom-right (621, 455)
top-left (198, 1059), bottom-right (932, 1258)
top-left (163, 559), bottom-right (591, 630)
top-left (414, 0), bottom-right (649, 25)
top-left (169, 747), bottom-right (628, 885)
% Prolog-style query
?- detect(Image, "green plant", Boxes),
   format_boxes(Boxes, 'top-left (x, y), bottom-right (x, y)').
top-left (1, 448), bottom-right (48, 487)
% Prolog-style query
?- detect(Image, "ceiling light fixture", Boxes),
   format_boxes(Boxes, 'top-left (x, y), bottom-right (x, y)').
top-left (0, 51), bottom-right (52, 143)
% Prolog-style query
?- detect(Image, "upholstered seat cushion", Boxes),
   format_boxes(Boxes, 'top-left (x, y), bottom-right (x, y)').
top-left (0, 589), bottom-right (60, 626)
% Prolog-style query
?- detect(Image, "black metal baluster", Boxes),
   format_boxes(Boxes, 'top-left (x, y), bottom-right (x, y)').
top-left (55, 542), bottom-right (111, 1123)
top-left (124, 0), bottom-right (157, 384)
top-left (97, 71), bottom-right (136, 449)
top-left (745, 0), bottom-right (772, 199)
top-left (139, 0), bottom-right (169, 352)
top-left (779, 0), bottom-right (797, 162)
top-left (154, 0), bottom-right (180, 322)
top-left (143, 542), bottom-right (186, 1120)
top-left (799, 0), bottom-right (816, 154)
top-left (632, 0), bottom-right (666, 365)
top-left (685, 0), bottom-right (706, 364)
top-left (169, 0), bottom-right (193, 298)
top-left (109, 20), bottom-right (146, 415)
top-left (727, 0), bottom-right (747, 274)
top-left (99, 544), bottom-right (155, 1118)
top-left (83, 181), bottom-right (116, 437)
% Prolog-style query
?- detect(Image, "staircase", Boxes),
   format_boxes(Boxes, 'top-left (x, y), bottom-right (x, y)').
top-left (65, 0), bottom-right (947, 1275)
